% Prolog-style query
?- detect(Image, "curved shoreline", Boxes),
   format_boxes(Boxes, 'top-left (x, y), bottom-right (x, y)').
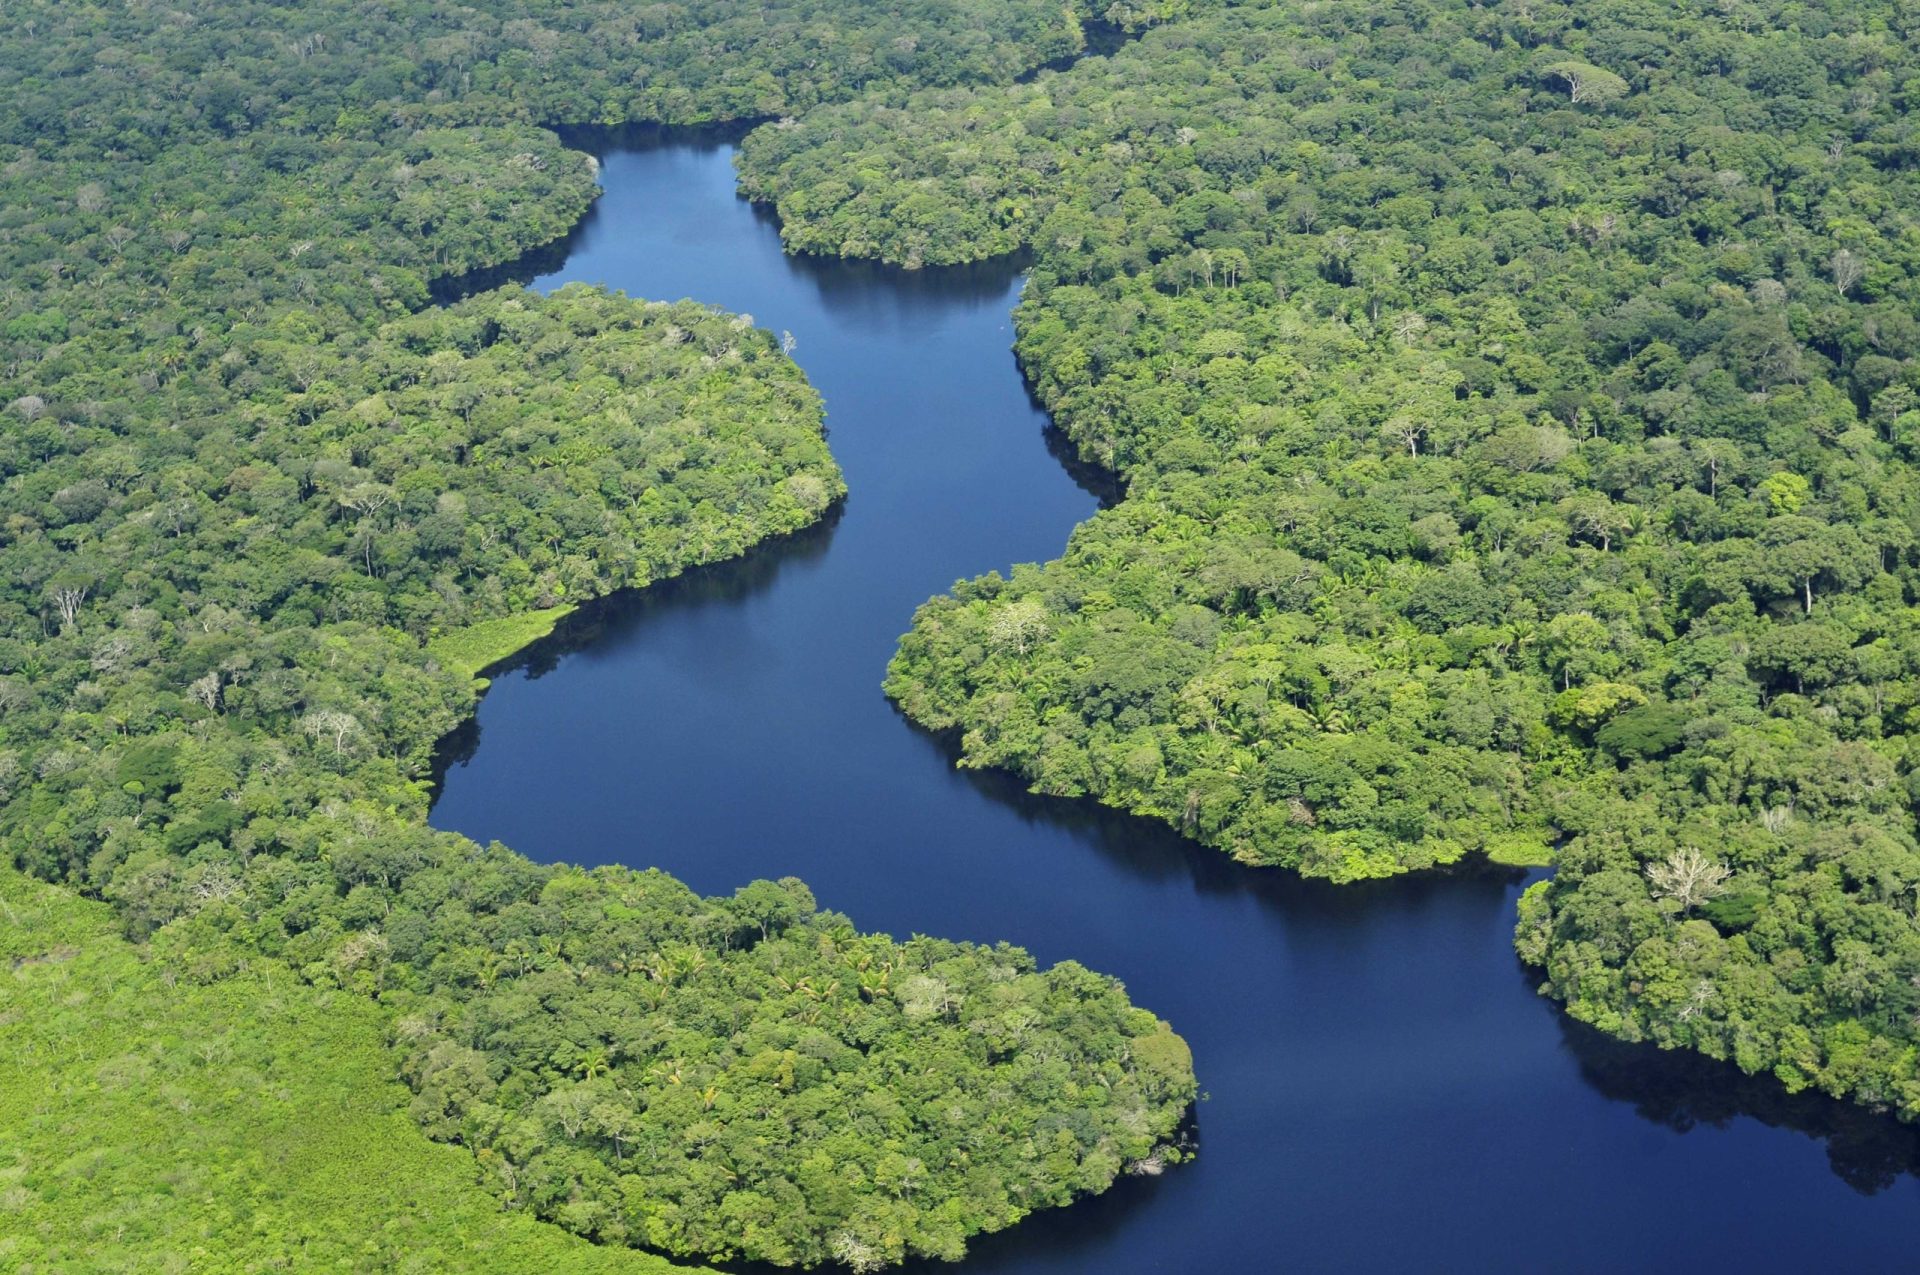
top-left (431, 131), bottom-right (1920, 1274)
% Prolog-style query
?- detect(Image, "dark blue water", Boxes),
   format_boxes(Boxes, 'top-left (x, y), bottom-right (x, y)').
top-left (432, 134), bottom-right (1920, 1271)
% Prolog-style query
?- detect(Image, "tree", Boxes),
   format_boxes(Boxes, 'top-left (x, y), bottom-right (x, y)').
top-left (1755, 518), bottom-right (1870, 614)
top-left (833, 1231), bottom-right (887, 1274)
top-left (1646, 847), bottom-right (1731, 915)
top-left (987, 597), bottom-right (1050, 655)
top-left (1563, 493), bottom-right (1628, 551)
top-left (1746, 623), bottom-right (1854, 693)
top-left (299, 709), bottom-right (362, 755)
top-left (188, 671), bottom-right (223, 713)
top-left (1758, 470), bottom-right (1810, 514)
top-left (49, 583), bottom-right (88, 632)
top-left (339, 482), bottom-right (397, 574)
top-left (1830, 248), bottom-right (1865, 296)
top-left (1539, 612), bottom-right (1611, 689)
top-left (1383, 411), bottom-right (1425, 456)
top-left (731, 878), bottom-right (801, 942)
top-left (1543, 60), bottom-right (1629, 105)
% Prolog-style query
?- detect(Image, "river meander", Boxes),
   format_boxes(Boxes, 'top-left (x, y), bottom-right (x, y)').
top-left (431, 130), bottom-right (1920, 1271)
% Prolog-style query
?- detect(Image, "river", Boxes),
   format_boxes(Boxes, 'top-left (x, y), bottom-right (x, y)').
top-left (431, 129), bottom-right (1920, 1271)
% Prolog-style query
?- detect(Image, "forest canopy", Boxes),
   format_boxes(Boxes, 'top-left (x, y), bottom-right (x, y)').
top-left (740, 0), bottom-right (1920, 1118)
top-left (0, 0), bottom-right (1196, 1268)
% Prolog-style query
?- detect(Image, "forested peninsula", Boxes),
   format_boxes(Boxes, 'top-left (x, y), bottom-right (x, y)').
top-left (743, 0), bottom-right (1920, 1117)
top-left (12, 0), bottom-right (1920, 1263)
top-left (0, 2), bottom-right (1195, 1269)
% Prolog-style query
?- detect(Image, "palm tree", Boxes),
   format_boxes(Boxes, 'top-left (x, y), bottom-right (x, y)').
top-left (1305, 700), bottom-right (1350, 733)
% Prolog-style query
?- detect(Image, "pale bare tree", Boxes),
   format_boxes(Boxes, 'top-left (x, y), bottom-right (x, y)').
top-left (1646, 846), bottom-right (1732, 914)
top-left (898, 973), bottom-right (962, 1021)
top-left (339, 482), bottom-right (395, 520)
top-left (299, 708), bottom-right (362, 755)
top-left (1565, 494), bottom-right (1628, 551)
top-left (51, 584), bottom-right (88, 632)
top-left (1698, 440), bottom-right (1732, 496)
top-left (189, 671), bottom-right (223, 713)
top-left (191, 866), bottom-right (243, 904)
top-left (339, 482), bottom-right (396, 574)
top-left (832, 1232), bottom-right (886, 1275)
top-left (1383, 413), bottom-right (1425, 456)
top-left (987, 598), bottom-right (1050, 655)
top-left (1831, 248), bottom-right (1865, 296)
top-left (1544, 60), bottom-right (1629, 105)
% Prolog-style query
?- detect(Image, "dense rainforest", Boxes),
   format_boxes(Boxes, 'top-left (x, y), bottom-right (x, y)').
top-left (0, 1), bottom-right (1196, 1269)
top-left (13, 0), bottom-right (1920, 1260)
top-left (742, 0), bottom-right (1920, 1116)
top-left (0, 864), bottom-right (710, 1272)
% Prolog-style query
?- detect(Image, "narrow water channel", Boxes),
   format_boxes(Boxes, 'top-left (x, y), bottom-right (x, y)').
top-left (431, 131), bottom-right (1920, 1271)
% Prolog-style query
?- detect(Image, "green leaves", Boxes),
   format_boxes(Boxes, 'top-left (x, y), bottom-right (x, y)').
top-left (830, 0), bottom-right (1920, 1124)
top-left (392, 870), bottom-right (1192, 1265)
top-left (0, 8), bottom-right (1215, 1257)
top-left (1540, 59), bottom-right (1630, 106)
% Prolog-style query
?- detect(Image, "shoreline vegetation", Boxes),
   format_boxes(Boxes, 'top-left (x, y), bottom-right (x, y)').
top-left (0, 1), bottom-right (1197, 1269)
top-left (743, 0), bottom-right (1920, 1117)
top-left (8, 0), bottom-right (1920, 1264)
top-left (429, 604), bottom-right (577, 683)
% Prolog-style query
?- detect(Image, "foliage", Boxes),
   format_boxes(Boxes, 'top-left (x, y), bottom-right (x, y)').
top-left (0, 866), bottom-right (703, 1274)
top-left (2, 0), bottom-right (1109, 154)
top-left (743, 0), bottom-right (1920, 1114)
top-left (431, 605), bottom-right (578, 682)
top-left (0, 0), bottom-right (1196, 1267)
top-left (1, 284), bottom-right (844, 870)
top-left (394, 870), bottom-right (1192, 1267)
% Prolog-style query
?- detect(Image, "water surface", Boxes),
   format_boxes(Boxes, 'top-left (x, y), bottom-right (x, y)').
top-left (433, 134), bottom-right (1920, 1271)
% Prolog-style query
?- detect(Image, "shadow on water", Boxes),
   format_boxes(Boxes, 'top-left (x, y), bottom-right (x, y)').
top-left (428, 127), bottom-right (1920, 1270)
top-left (1560, 1017), bottom-right (1920, 1197)
top-left (943, 743), bottom-right (1509, 904)
top-left (1040, 421), bottom-right (1126, 509)
top-left (930, 722), bottom-right (1920, 1211)
top-left (439, 119), bottom-right (1036, 314)
top-left (434, 12), bottom-right (1143, 307)
top-left (433, 124), bottom-right (762, 303)
top-left (429, 505), bottom-right (843, 787)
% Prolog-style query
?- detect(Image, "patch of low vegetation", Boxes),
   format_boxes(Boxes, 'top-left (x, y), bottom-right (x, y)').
top-left (0, 868), bottom-right (703, 1274)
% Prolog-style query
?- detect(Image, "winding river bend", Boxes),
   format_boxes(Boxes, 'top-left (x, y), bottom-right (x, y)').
top-left (432, 131), bottom-right (1920, 1271)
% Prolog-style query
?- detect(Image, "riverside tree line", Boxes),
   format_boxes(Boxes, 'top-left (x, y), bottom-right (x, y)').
top-left (0, 1), bottom-right (1196, 1268)
top-left (739, 0), bottom-right (1920, 1119)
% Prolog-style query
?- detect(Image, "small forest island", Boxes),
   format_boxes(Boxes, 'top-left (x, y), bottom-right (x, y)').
top-left (5, 0), bottom-right (1920, 1269)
